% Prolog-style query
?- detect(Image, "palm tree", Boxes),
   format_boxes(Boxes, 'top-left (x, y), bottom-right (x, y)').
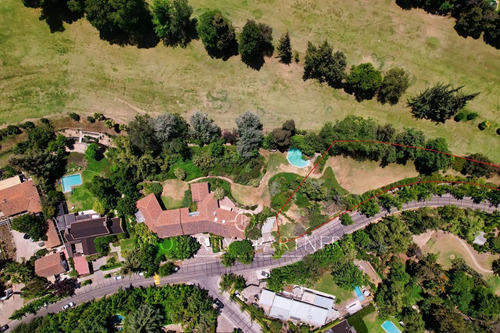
top-left (125, 303), bottom-right (164, 333)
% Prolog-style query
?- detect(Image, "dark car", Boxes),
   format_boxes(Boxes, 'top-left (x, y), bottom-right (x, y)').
top-left (0, 324), bottom-right (9, 332)
top-left (214, 298), bottom-right (224, 309)
top-left (23, 233), bottom-right (30, 240)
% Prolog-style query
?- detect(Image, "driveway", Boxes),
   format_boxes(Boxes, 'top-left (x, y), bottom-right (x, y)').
top-left (0, 287), bottom-right (24, 326)
top-left (11, 230), bottom-right (41, 262)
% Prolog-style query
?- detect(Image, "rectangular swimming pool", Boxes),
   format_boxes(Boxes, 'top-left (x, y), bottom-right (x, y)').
top-left (381, 320), bottom-right (401, 333)
top-left (354, 286), bottom-right (365, 301)
top-left (62, 174), bottom-right (83, 193)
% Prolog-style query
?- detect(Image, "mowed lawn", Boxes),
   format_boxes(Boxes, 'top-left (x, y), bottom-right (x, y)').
top-left (313, 272), bottom-right (356, 305)
top-left (0, 0), bottom-right (499, 161)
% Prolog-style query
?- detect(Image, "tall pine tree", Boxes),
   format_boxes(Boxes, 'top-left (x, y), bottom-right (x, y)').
top-left (277, 31), bottom-right (292, 64)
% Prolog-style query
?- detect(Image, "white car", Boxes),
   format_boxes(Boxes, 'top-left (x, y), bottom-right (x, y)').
top-left (62, 302), bottom-right (75, 310)
top-left (114, 275), bottom-right (123, 280)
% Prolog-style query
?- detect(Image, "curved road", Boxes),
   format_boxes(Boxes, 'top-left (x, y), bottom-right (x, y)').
top-left (8, 194), bottom-right (498, 331)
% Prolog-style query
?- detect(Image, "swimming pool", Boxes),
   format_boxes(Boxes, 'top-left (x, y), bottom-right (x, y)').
top-left (62, 174), bottom-right (83, 193)
top-left (354, 286), bottom-right (365, 301)
top-left (287, 149), bottom-right (310, 168)
top-left (381, 320), bottom-right (401, 333)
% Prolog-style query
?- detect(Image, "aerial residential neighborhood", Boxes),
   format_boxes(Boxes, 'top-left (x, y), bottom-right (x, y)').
top-left (0, 0), bottom-right (499, 333)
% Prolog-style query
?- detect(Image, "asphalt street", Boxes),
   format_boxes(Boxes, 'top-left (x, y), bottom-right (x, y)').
top-left (7, 194), bottom-right (498, 331)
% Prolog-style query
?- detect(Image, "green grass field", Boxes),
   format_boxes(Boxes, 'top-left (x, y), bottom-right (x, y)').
top-left (313, 272), bottom-right (356, 304)
top-left (1, 0), bottom-right (499, 161)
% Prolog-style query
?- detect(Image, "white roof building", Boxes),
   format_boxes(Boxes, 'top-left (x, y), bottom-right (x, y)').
top-left (259, 289), bottom-right (335, 327)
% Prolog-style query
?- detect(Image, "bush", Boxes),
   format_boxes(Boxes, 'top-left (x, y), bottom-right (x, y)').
top-left (87, 116), bottom-right (96, 123)
top-left (69, 113), bottom-right (80, 121)
top-left (467, 112), bottom-right (479, 121)
top-left (105, 119), bottom-right (115, 129)
top-left (85, 143), bottom-right (100, 160)
top-left (478, 121), bottom-right (490, 130)
top-left (340, 213), bottom-right (354, 225)
top-left (6, 125), bottom-right (22, 135)
top-left (454, 112), bottom-right (466, 122)
top-left (174, 168), bottom-right (186, 180)
top-left (81, 279), bottom-right (92, 286)
top-left (497, 128), bottom-right (500, 136)
top-left (40, 118), bottom-right (50, 125)
top-left (93, 112), bottom-right (105, 121)
top-left (158, 262), bottom-right (176, 277)
top-left (144, 182), bottom-right (163, 196)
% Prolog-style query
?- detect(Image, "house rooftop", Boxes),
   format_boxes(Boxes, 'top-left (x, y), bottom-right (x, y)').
top-left (136, 182), bottom-right (249, 239)
top-left (0, 179), bottom-right (42, 218)
top-left (45, 219), bottom-right (61, 248)
top-left (34, 253), bottom-right (66, 278)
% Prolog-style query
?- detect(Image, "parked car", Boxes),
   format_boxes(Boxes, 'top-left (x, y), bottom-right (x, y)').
top-left (138, 272), bottom-right (144, 277)
top-left (62, 302), bottom-right (75, 310)
top-left (114, 275), bottom-right (123, 280)
top-left (0, 324), bottom-right (9, 332)
top-left (254, 294), bottom-right (259, 302)
top-left (261, 271), bottom-right (270, 278)
top-left (23, 233), bottom-right (30, 240)
top-left (38, 242), bottom-right (45, 247)
top-left (0, 288), bottom-right (13, 301)
top-left (213, 298), bottom-right (224, 309)
top-left (173, 266), bottom-right (180, 272)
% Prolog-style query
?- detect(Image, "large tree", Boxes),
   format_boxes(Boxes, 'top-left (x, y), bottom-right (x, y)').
top-left (197, 9), bottom-right (238, 59)
top-left (189, 112), bottom-right (221, 145)
top-left (276, 31), bottom-right (292, 64)
top-left (346, 63), bottom-right (382, 101)
top-left (407, 83), bottom-right (479, 123)
top-left (303, 41), bottom-right (347, 88)
top-left (414, 137), bottom-right (453, 174)
top-left (125, 303), bottom-right (163, 333)
top-left (271, 119), bottom-right (295, 151)
top-left (461, 153), bottom-right (496, 178)
top-left (127, 115), bottom-right (158, 155)
top-left (235, 111), bottom-right (263, 159)
top-left (10, 214), bottom-right (47, 241)
top-left (377, 67), bottom-right (410, 105)
top-left (151, 0), bottom-right (197, 47)
top-left (85, 0), bottom-right (157, 47)
top-left (239, 20), bottom-right (273, 70)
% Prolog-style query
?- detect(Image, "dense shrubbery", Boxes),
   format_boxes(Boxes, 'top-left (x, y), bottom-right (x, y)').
top-left (12, 285), bottom-right (218, 332)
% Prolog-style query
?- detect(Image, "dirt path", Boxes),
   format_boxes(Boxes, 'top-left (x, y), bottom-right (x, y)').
top-left (449, 233), bottom-right (493, 274)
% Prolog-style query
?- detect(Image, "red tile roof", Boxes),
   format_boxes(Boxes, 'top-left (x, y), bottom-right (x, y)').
top-left (45, 220), bottom-right (61, 248)
top-left (191, 182), bottom-right (209, 202)
top-left (136, 182), bottom-right (249, 239)
top-left (73, 256), bottom-right (90, 276)
top-left (35, 253), bottom-right (65, 278)
top-left (0, 180), bottom-right (42, 217)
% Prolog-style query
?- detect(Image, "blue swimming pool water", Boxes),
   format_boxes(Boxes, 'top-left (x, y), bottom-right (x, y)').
top-left (62, 174), bottom-right (83, 193)
top-left (381, 320), bottom-right (401, 333)
top-left (354, 286), bottom-right (365, 301)
top-left (287, 149), bottom-right (310, 168)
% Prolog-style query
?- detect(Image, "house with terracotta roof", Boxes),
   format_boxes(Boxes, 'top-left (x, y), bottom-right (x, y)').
top-left (0, 177), bottom-right (42, 221)
top-left (136, 182), bottom-right (249, 239)
top-left (34, 252), bottom-right (68, 278)
top-left (45, 219), bottom-right (62, 249)
top-left (60, 213), bottom-right (124, 257)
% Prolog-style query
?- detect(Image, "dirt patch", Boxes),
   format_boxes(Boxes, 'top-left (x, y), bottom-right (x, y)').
top-left (327, 156), bottom-right (418, 194)
top-left (162, 179), bottom-right (188, 201)
top-left (0, 224), bottom-right (16, 259)
top-left (421, 230), bottom-right (494, 275)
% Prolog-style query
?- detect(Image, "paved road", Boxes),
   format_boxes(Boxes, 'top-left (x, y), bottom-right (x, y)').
top-left (8, 195), bottom-right (498, 331)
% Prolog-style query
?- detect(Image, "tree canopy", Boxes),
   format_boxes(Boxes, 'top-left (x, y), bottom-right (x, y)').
top-left (239, 20), bottom-right (273, 70)
top-left (189, 112), bottom-right (221, 145)
top-left (346, 63), bottom-right (382, 101)
top-left (10, 214), bottom-right (47, 242)
top-left (235, 111), bottom-right (263, 159)
top-left (377, 67), bottom-right (410, 105)
top-left (151, 0), bottom-right (197, 47)
top-left (303, 41), bottom-right (347, 88)
top-left (407, 83), bottom-right (479, 123)
top-left (276, 31), bottom-right (292, 64)
top-left (197, 9), bottom-right (238, 59)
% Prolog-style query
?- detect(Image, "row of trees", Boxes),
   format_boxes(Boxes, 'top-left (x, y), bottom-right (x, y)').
top-left (12, 284), bottom-right (219, 332)
top-left (303, 40), bottom-right (412, 104)
top-left (397, 0), bottom-right (500, 48)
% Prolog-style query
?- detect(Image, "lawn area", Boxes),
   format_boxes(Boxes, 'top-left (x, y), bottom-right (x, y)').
top-left (1, 0), bottom-right (499, 161)
top-left (66, 156), bottom-right (111, 211)
top-left (313, 272), bottom-right (356, 304)
top-left (119, 238), bottom-right (136, 253)
top-left (363, 312), bottom-right (403, 333)
top-left (161, 196), bottom-right (183, 210)
top-left (157, 238), bottom-right (174, 257)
